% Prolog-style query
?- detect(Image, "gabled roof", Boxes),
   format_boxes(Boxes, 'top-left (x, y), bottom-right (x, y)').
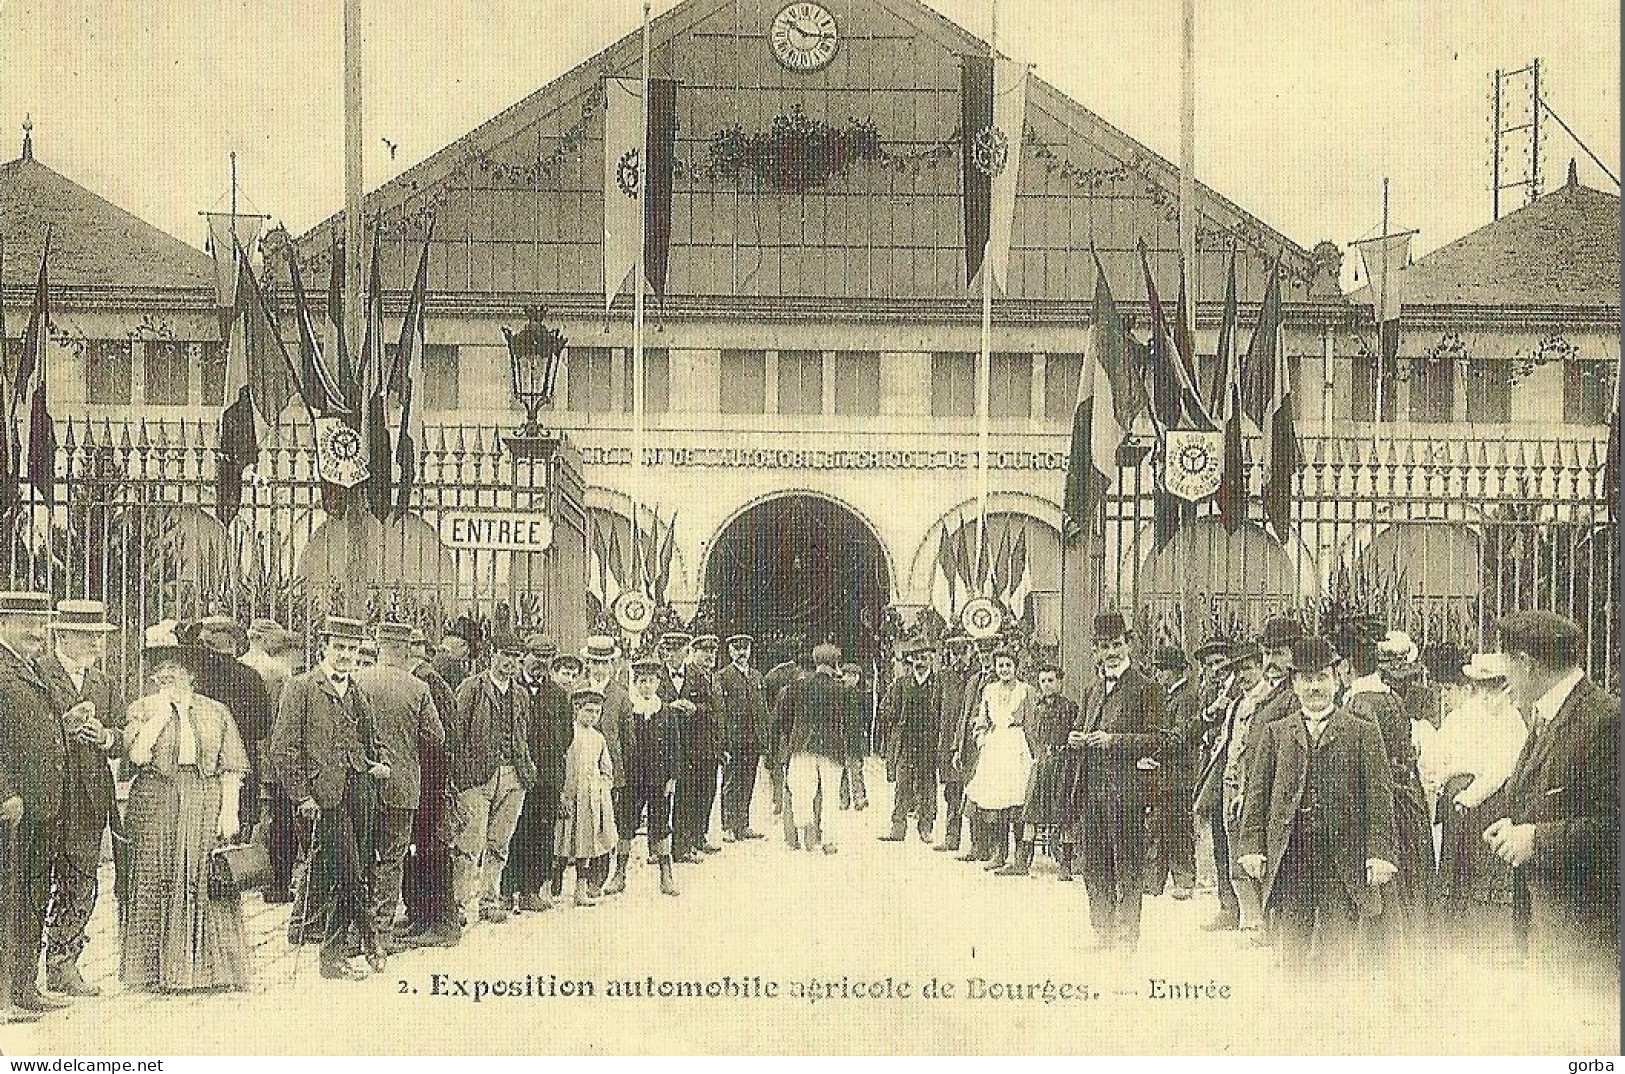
top-left (1349, 171), bottom-right (1620, 310)
top-left (0, 142), bottom-right (214, 293)
top-left (292, 0), bottom-right (1338, 311)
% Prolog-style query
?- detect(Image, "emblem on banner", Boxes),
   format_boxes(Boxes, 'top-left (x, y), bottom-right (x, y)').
top-left (961, 597), bottom-right (1004, 640)
top-left (614, 590), bottom-right (654, 634)
top-left (1162, 428), bottom-right (1225, 502)
top-left (314, 418), bottom-right (368, 488)
top-left (972, 125), bottom-right (1009, 177)
top-left (616, 149), bottom-right (642, 199)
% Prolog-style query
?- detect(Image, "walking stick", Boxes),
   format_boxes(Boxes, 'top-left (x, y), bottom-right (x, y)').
top-left (290, 813), bottom-right (320, 981)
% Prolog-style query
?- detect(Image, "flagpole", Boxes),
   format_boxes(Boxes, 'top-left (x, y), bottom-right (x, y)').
top-left (1178, 0), bottom-right (1196, 331)
top-left (341, 0), bottom-right (369, 612)
top-left (975, 0), bottom-right (997, 594)
top-left (632, 0), bottom-right (651, 597)
top-left (1376, 177), bottom-right (1388, 426)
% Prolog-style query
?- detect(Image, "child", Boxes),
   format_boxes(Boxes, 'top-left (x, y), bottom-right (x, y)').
top-left (553, 688), bottom-right (619, 907)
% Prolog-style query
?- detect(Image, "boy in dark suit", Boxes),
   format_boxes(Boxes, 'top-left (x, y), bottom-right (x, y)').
top-left (1237, 636), bottom-right (1398, 972)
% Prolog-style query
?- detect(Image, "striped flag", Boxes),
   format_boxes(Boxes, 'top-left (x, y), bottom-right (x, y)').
top-left (1062, 254), bottom-right (1129, 545)
top-left (1215, 248), bottom-right (1246, 532)
top-left (1243, 253), bottom-right (1300, 541)
top-left (393, 233), bottom-right (432, 517)
top-left (289, 254), bottom-right (347, 415)
top-left (216, 252), bottom-right (300, 524)
top-left (359, 233), bottom-right (392, 521)
top-left (603, 77), bottom-right (680, 309)
top-left (325, 234), bottom-right (356, 414)
top-left (15, 234), bottom-right (54, 505)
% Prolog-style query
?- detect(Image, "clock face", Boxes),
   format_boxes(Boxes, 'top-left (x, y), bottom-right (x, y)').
top-left (770, 2), bottom-right (839, 72)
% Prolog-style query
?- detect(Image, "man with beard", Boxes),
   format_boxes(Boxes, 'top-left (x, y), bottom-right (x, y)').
top-left (1143, 646), bottom-right (1198, 899)
top-left (1193, 642), bottom-right (1258, 931)
top-left (716, 634), bottom-right (769, 843)
top-left (667, 633), bottom-right (723, 862)
top-left (580, 636), bottom-right (636, 895)
top-left (1238, 636), bottom-right (1398, 973)
top-left (37, 601), bottom-right (123, 997)
top-left (505, 640), bottom-right (576, 912)
top-left (353, 622), bottom-right (444, 949)
top-left (190, 615), bottom-right (273, 837)
top-left (398, 628), bottom-right (461, 948)
top-left (878, 638), bottom-right (944, 844)
top-left (1060, 612), bottom-right (1170, 953)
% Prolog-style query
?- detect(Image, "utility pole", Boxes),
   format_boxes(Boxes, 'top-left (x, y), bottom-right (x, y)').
top-left (342, 0), bottom-right (369, 613)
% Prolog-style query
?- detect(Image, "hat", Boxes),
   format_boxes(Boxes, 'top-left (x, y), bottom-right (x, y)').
top-left (1034, 662), bottom-right (1065, 677)
top-left (317, 615), bottom-right (367, 641)
top-left (195, 614), bottom-right (244, 635)
top-left (725, 633), bottom-right (753, 648)
top-left (659, 631), bottom-right (693, 650)
top-left (525, 633), bottom-right (559, 657)
top-left (1193, 635), bottom-right (1234, 662)
top-left (53, 599), bottom-right (117, 633)
top-left (1376, 630), bottom-right (1418, 663)
top-left (1495, 611), bottom-right (1584, 666)
top-left (692, 634), bottom-right (720, 651)
top-left (1226, 641), bottom-right (1263, 667)
top-left (1152, 645), bottom-right (1189, 671)
top-left (491, 630), bottom-right (525, 655)
top-left (1290, 636), bottom-right (1339, 674)
top-left (580, 635), bottom-right (621, 662)
top-left (374, 621), bottom-right (415, 644)
top-left (811, 642), bottom-right (842, 666)
top-left (945, 633), bottom-right (973, 648)
top-left (247, 617), bottom-right (286, 638)
top-left (897, 636), bottom-right (929, 657)
top-left (838, 662), bottom-right (863, 676)
top-left (1092, 611), bottom-right (1130, 641)
top-left (408, 627), bottom-right (427, 646)
top-left (0, 591), bottom-right (53, 618)
top-left (990, 645), bottom-right (1020, 663)
top-left (143, 620), bottom-right (182, 653)
top-left (571, 687), bottom-right (606, 707)
top-left (1258, 615), bottom-right (1304, 649)
top-left (630, 658), bottom-right (664, 678)
top-left (1462, 653), bottom-right (1511, 681)
top-left (551, 653), bottom-right (584, 673)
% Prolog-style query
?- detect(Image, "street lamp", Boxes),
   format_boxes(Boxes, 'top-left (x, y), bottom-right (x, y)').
top-left (503, 305), bottom-right (569, 439)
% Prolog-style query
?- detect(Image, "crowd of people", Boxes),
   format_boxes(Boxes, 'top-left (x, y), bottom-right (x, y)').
top-left (0, 591), bottom-right (1615, 1020)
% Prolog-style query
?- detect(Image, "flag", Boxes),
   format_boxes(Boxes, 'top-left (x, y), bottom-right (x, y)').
top-left (1215, 250), bottom-right (1246, 532)
top-left (1242, 253), bottom-right (1300, 541)
top-left (959, 55), bottom-right (1028, 289)
top-left (15, 235), bottom-right (54, 505)
top-left (1062, 256), bottom-right (1130, 544)
top-left (654, 509), bottom-right (678, 604)
top-left (988, 522), bottom-right (1012, 600)
top-left (204, 213), bottom-right (266, 314)
top-left (935, 522), bottom-right (958, 614)
top-left (289, 254), bottom-right (347, 415)
top-left (215, 252), bottom-right (300, 524)
top-left (1173, 252), bottom-right (1203, 408)
top-left (1007, 524), bottom-right (1032, 619)
top-left (0, 237), bottom-right (15, 515)
top-left (359, 233), bottom-right (392, 521)
top-left (603, 76), bottom-right (679, 310)
top-left (1355, 232), bottom-right (1411, 403)
top-left (394, 233), bottom-right (432, 516)
top-left (1136, 242), bottom-right (1212, 432)
top-left (325, 235), bottom-right (356, 414)
top-left (953, 509), bottom-right (976, 589)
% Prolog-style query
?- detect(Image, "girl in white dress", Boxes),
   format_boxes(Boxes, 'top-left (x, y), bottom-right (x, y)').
top-left (964, 649), bottom-right (1035, 871)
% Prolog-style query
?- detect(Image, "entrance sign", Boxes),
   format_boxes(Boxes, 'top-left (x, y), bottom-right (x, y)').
top-left (438, 510), bottom-right (554, 552)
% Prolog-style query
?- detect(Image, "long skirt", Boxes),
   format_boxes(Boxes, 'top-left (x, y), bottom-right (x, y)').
top-left (120, 767), bottom-right (251, 992)
top-left (965, 726), bottom-right (1033, 811)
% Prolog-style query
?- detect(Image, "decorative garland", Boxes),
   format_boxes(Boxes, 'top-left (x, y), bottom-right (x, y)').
top-left (701, 107), bottom-right (882, 193)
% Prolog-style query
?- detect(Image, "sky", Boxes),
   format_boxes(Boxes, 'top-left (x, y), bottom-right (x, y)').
top-left (0, 0), bottom-right (1617, 280)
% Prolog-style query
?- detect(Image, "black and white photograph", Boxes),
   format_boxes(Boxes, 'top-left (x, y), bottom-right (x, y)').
top-left (0, 0), bottom-right (1618, 1058)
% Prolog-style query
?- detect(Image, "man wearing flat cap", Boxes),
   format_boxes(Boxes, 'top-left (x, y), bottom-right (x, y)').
top-left (1143, 645), bottom-right (1198, 899)
top-left (0, 593), bottom-right (74, 1015)
top-left (266, 614), bottom-right (392, 980)
top-left (353, 622), bottom-right (445, 948)
top-left (36, 600), bottom-right (125, 997)
top-left (1059, 611), bottom-right (1173, 952)
top-left (1488, 610), bottom-right (1618, 984)
top-left (716, 634), bottom-right (769, 843)
top-left (1238, 636), bottom-right (1398, 971)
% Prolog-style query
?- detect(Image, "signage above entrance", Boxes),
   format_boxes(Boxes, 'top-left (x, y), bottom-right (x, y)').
top-left (438, 511), bottom-right (554, 553)
top-left (579, 445), bottom-right (1069, 472)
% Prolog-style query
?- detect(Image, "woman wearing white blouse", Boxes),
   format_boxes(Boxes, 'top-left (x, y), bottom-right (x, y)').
top-left (120, 624), bottom-right (252, 992)
top-left (963, 649), bottom-right (1035, 871)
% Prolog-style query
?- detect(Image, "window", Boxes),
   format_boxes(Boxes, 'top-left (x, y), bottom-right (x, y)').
top-left (86, 340), bottom-right (132, 405)
top-left (989, 352), bottom-right (1032, 419)
top-left (833, 351), bottom-right (881, 416)
top-left (622, 348), bottom-right (669, 414)
top-left (1044, 354), bottom-right (1083, 422)
top-left (423, 344), bottom-right (459, 411)
top-left (1563, 359), bottom-right (1614, 425)
top-left (1349, 354), bottom-right (1396, 422)
top-left (720, 350), bottom-right (766, 414)
top-left (777, 351), bottom-right (824, 416)
top-left (143, 341), bottom-right (190, 405)
top-left (567, 347), bottom-right (615, 412)
top-left (931, 352), bottom-right (977, 417)
top-left (1466, 360), bottom-right (1512, 423)
top-left (1409, 357), bottom-right (1456, 422)
top-left (199, 343), bottom-right (226, 406)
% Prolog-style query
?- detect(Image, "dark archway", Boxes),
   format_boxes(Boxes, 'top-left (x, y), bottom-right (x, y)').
top-left (706, 495), bottom-right (891, 664)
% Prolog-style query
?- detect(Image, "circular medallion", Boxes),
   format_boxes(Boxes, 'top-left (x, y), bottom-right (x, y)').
top-left (320, 423), bottom-right (362, 463)
top-left (972, 125), bottom-right (1009, 177)
top-left (614, 591), bottom-right (654, 634)
top-left (1176, 440), bottom-right (1214, 476)
top-left (961, 597), bottom-right (1004, 640)
top-left (616, 149), bottom-right (642, 199)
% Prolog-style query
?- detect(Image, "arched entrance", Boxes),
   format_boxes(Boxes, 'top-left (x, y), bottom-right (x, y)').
top-left (705, 494), bottom-right (891, 664)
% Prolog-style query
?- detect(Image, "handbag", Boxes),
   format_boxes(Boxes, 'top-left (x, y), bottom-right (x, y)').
top-left (208, 841), bottom-right (272, 898)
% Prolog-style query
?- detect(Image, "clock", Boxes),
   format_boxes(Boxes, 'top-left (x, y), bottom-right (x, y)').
top-left (770, 2), bottom-right (839, 72)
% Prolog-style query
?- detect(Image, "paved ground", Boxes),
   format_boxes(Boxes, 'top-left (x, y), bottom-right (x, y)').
top-left (5, 761), bottom-right (1617, 1055)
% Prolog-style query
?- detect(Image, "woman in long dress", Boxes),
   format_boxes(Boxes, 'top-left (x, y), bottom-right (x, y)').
top-left (553, 688), bottom-right (619, 907)
top-left (120, 624), bottom-right (251, 992)
top-left (963, 648), bottom-right (1035, 871)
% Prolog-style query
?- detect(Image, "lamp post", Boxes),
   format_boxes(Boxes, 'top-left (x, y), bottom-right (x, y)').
top-left (503, 305), bottom-right (569, 442)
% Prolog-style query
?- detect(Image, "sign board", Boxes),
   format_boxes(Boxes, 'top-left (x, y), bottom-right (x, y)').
top-left (961, 597), bottom-right (1004, 640)
top-left (314, 418), bottom-right (369, 488)
top-left (438, 511), bottom-right (554, 553)
top-left (1163, 428), bottom-right (1225, 502)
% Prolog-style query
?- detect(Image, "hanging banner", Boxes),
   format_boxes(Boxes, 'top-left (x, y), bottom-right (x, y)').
top-left (1162, 427), bottom-right (1225, 502)
top-left (313, 417), bottom-right (368, 488)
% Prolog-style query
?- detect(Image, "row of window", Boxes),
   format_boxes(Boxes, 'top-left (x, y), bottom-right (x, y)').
top-left (65, 340), bottom-right (1617, 425)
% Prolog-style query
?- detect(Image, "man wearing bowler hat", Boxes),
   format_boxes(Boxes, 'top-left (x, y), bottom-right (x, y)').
top-left (1143, 645), bottom-right (1198, 899)
top-left (0, 592), bottom-right (73, 1015)
top-left (716, 633), bottom-right (769, 843)
top-left (1060, 611), bottom-right (1171, 952)
top-left (398, 628), bottom-right (461, 947)
top-left (37, 600), bottom-right (124, 996)
top-left (267, 614), bottom-right (393, 980)
top-left (190, 614), bottom-right (273, 837)
top-left (504, 639), bottom-right (576, 912)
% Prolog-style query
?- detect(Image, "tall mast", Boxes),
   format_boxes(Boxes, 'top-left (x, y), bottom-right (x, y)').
top-left (974, 0), bottom-right (997, 589)
top-left (632, 0), bottom-right (652, 590)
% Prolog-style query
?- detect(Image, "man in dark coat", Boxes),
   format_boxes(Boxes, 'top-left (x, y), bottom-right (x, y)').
top-left (1192, 641), bottom-right (1249, 930)
top-left (1486, 610), bottom-right (1619, 986)
top-left (503, 639), bottom-right (576, 910)
top-left (625, 659), bottom-right (682, 896)
top-left (777, 643), bottom-right (851, 854)
top-left (1059, 612), bottom-right (1172, 952)
top-left (0, 592), bottom-right (72, 1014)
top-left (762, 640), bottom-right (807, 847)
top-left (1143, 646), bottom-right (1199, 899)
top-left (1005, 662), bottom-right (1076, 877)
top-left (266, 615), bottom-right (393, 980)
top-left (667, 634), bottom-right (724, 862)
top-left (1238, 636), bottom-right (1399, 971)
top-left (191, 615), bottom-right (273, 832)
top-left (877, 638), bottom-right (944, 844)
top-left (716, 634), bottom-right (769, 842)
top-left (37, 601), bottom-right (124, 997)
top-left (399, 628), bottom-right (460, 947)
top-left (931, 635), bottom-right (971, 851)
